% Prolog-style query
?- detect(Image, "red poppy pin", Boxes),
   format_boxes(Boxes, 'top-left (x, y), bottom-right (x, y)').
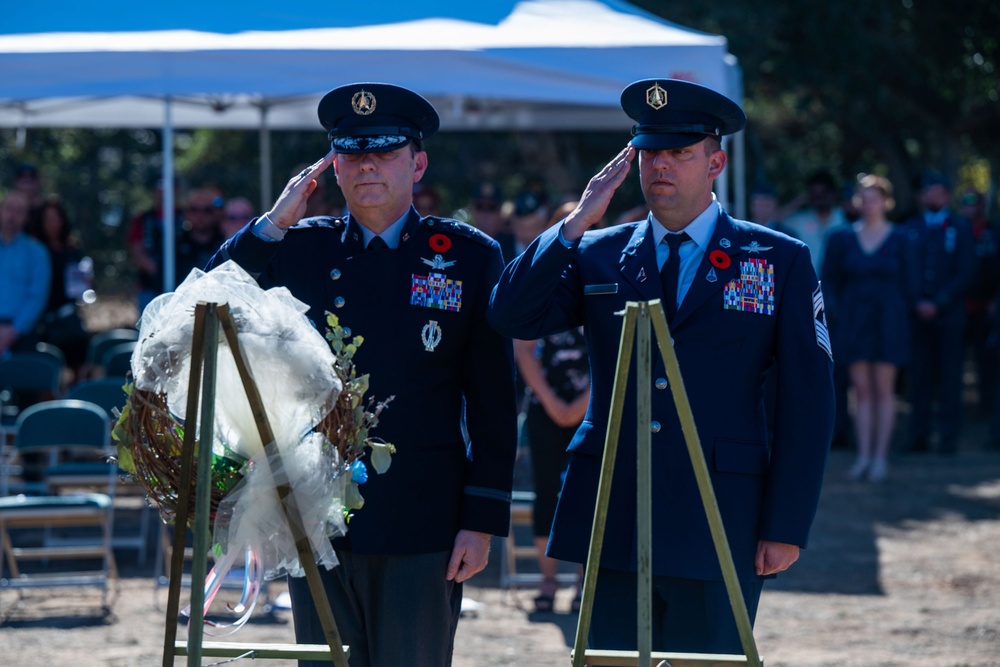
top-left (709, 249), bottom-right (731, 270)
top-left (429, 233), bottom-right (452, 253)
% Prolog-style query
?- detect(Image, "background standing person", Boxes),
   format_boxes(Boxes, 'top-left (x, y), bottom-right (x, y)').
top-left (903, 170), bottom-right (975, 454)
top-left (28, 196), bottom-right (93, 375)
top-left (221, 196), bottom-right (256, 240)
top-left (822, 175), bottom-right (914, 482)
top-left (174, 187), bottom-right (225, 284)
top-left (489, 79), bottom-right (834, 655)
top-left (208, 82), bottom-right (517, 667)
top-left (958, 187), bottom-right (999, 418)
top-left (467, 181), bottom-right (515, 262)
top-left (514, 202), bottom-right (590, 614)
top-left (0, 188), bottom-right (50, 356)
top-left (126, 178), bottom-right (180, 311)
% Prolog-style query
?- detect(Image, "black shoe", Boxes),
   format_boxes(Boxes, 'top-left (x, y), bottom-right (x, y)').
top-left (907, 437), bottom-right (929, 453)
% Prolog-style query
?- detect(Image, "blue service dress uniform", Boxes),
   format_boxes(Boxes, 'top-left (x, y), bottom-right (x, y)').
top-left (488, 211), bottom-right (835, 587)
top-left (208, 209), bottom-right (518, 554)
top-left (903, 211), bottom-right (975, 450)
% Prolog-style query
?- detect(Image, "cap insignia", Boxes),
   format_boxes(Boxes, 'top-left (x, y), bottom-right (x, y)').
top-left (646, 83), bottom-right (667, 110)
top-left (352, 90), bottom-right (376, 116)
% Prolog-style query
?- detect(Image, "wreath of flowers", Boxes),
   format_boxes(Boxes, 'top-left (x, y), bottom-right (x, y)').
top-left (112, 311), bottom-right (394, 526)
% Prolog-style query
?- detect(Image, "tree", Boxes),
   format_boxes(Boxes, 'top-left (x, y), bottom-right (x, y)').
top-left (633, 0), bottom-right (1000, 211)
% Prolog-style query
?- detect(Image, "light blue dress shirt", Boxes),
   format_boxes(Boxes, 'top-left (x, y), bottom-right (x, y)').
top-left (0, 232), bottom-right (51, 335)
top-left (650, 197), bottom-right (720, 307)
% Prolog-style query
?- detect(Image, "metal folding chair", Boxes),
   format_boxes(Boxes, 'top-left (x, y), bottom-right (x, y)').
top-left (0, 352), bottom-right (64, 495)
top-left (100, 341), bottom-right (137, 379)
top-left (81, 328), bottom-right (138, 379)
top-left (0, 399), bottom-right (117, 610)
top-left (66, 377), bottom-right (152, 565)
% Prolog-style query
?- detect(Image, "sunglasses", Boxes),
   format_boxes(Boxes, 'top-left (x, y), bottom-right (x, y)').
top-left (473, 201), bottom-right (500, 212)
top-left (187, 206), bottom-right (217, 214)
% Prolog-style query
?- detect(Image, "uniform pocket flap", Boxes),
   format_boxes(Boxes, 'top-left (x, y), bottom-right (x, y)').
top-left (714, 439), bottom-right (769, 474)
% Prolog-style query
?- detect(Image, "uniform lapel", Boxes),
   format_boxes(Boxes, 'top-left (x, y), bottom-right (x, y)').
top-left (671, 212), bottom-right (743, 329)
top-left (618, 220), bottom-right (660, 299)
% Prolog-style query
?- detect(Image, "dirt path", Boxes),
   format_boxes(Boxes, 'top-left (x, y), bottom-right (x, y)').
top-left (4, 445), bottom-right (999, 666)
top-left (4, 296), bottom-right (999, 665)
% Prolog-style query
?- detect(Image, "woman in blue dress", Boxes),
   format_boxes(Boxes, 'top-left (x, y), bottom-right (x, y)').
top-left (822, 175), bottom-right (914, 481)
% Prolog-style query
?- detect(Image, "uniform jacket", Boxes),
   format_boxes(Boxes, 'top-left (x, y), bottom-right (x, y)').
top-left (488, 211), bottom-right (834, 581)
top-left (903, 211), bottom-right (975, 318)
top-left (209, 208), bottom-right (518, 555)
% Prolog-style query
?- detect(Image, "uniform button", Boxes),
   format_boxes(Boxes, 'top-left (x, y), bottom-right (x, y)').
top-left (650, 421), bottom-right (661, 433)
top-left (655, 378), bottom-right (668, 390)
top-left (334, 297), bottom-right (345, 309)
top-left (342, 327), bottom-right (352, 337)
top-left (330, 269), bottom-right (342, 280)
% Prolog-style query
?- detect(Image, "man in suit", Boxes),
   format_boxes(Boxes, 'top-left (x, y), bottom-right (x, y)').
top-left (903, 171), bottom-right (975, 454)
top-left (209, 83), bottom-right (518, 667)
top-left (488, 78), bottom-right (834, 654)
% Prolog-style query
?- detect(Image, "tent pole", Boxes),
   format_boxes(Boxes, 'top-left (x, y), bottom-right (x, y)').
top-left (162, 97), bottom-right (176, 293)
top-left (259, 104), bottom-right (272, 212)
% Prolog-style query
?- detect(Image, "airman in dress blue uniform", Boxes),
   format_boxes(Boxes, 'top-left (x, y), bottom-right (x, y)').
top-left (488, 79), bottom-right (835, 654)
top-left (903, 171), bottom-right (975, 454)
top-left (208, 82), bottom-right (517, 667)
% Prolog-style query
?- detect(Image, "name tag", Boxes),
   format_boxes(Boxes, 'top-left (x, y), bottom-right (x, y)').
top-left (584, 283), bottom-right (619, 295)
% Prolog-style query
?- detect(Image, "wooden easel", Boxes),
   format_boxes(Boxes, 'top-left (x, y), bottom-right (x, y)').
top-left (161, 302), bottom-right (350, 666)
top-left (571, 301), bottom-right (763, 667)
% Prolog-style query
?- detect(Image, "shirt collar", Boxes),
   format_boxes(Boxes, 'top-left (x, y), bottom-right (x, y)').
top-left (354, 208), bottom-right (412, 249)
top-left (648, 195), bottom-right (720, 251)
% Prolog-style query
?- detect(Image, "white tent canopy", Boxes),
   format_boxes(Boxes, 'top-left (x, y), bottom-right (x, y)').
top-left (0, 0), bottom-right (743, 288)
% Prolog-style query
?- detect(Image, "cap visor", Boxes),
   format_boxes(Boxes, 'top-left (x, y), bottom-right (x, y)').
top-left (630, 133), bottom-right (707, 151)
top-left (331, 135), bottom-right (412, 154)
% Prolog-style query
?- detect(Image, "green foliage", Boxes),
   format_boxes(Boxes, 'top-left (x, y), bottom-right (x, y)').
top-left (3, 0), bottom-right (997, 255)
top-left (632, 0), bottom-right (1000, 211)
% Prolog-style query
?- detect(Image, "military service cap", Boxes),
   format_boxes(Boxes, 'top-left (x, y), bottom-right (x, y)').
top-left (318, 82), bottom-right (440, 154)
top-left (620, 78), bottom-right (746, 150)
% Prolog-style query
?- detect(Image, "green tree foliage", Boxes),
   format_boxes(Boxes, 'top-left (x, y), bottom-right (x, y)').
top-left (633, 0), bottom-right (1000, 211)
top-left (3, 0), bottom-right (998, 301)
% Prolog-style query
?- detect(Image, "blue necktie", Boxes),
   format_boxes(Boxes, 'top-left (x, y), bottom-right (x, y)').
top-left (660, 232), bottom-right (690, 322)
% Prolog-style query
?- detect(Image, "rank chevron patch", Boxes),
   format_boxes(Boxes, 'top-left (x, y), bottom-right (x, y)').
top-left (814, 283), bottom-right (833, 360)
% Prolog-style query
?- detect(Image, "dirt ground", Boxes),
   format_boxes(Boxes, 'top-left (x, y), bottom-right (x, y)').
top-left (2, 297), bottom-right (999, 666)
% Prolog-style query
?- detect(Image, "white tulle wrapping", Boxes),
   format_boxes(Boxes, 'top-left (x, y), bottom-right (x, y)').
top-left (214, 432), bottom-right (347, 580)
top-left (132, 260), bottom-right (347, 581)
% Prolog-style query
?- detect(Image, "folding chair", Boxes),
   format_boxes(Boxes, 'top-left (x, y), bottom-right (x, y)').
top-left (0, 399), bottom-right (117, 609)
top-left (66, 378), bottom-right (153, 564)
top-left (0, 352), bottom-right (64, 494)
top-left (99, 341), bottom-right (137, 379)
top-left (81, 328), bottom-right (138, 379)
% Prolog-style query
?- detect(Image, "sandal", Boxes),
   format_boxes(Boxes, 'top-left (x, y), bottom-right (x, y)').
top-left (533, 593), bottom-right (555, 613)
top-left (533, 578), bottom-right (558, 612)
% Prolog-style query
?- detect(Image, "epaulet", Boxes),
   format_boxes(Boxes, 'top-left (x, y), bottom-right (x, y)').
top-left (421, 216), bottom-right (492, 246)
top-left (288, 215), bottom-right (346, 231)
